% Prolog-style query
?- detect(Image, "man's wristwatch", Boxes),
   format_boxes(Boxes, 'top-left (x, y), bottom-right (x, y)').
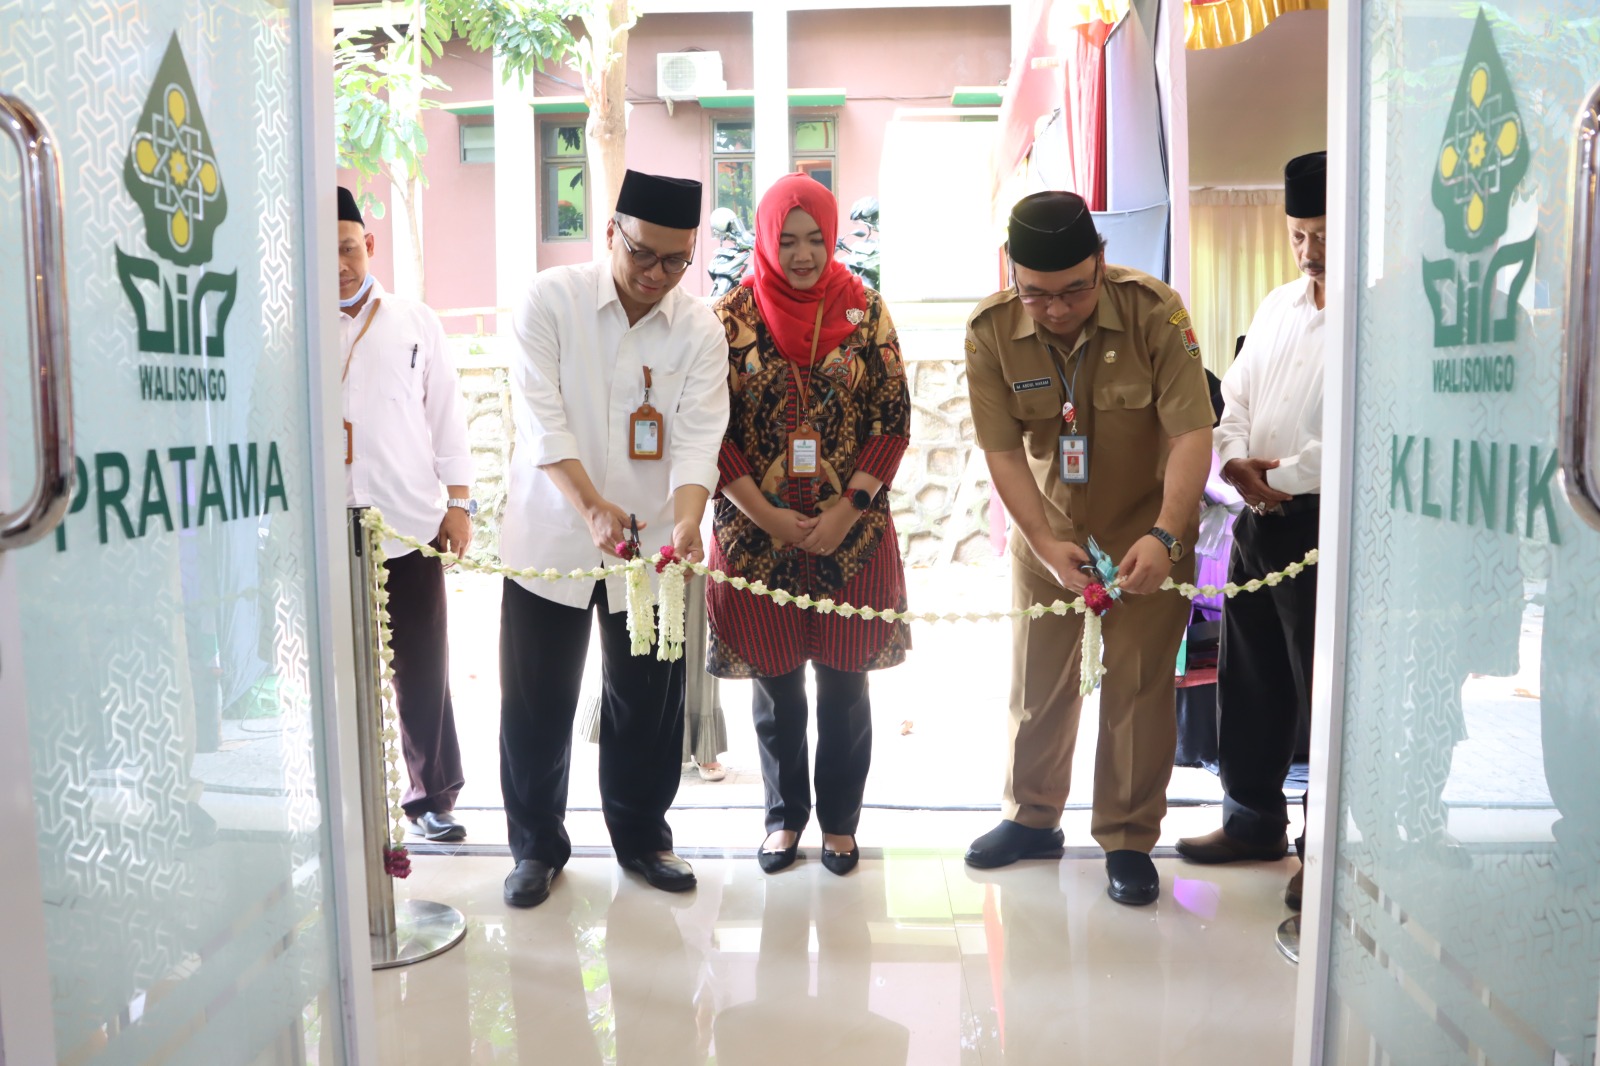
top-left (447, 497), bottom-right (479, 518)
top-left (847, 488), bottom-right (875, 512)
top-left (1147, 526), bottom-right (1183, 562)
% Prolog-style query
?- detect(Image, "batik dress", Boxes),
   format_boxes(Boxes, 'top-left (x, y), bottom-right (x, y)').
top-left (706, 285), bottom-right (912, 679)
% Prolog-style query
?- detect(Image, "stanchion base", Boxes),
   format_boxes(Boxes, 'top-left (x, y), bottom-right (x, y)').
top-left (1275, 914), bottom-right (1300, 965)
top-left (372, 898), bottom-right (468, 970)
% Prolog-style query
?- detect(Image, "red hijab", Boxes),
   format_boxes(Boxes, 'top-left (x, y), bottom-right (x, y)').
top-left (743, 173), bottom-right (867, 367)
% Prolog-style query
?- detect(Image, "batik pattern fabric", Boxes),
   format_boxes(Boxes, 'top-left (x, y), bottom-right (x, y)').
top-left (707, 285), bottom-right (911, 679)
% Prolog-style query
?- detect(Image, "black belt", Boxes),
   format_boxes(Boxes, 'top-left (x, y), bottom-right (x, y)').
top-left (1256, 494), bottom-right (1320, 517)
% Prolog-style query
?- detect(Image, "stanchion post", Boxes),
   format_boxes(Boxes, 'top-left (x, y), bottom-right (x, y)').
top-left (348, 509), bottom-right (398, 946)
top-left (347, 508), bottom-right (466, 969)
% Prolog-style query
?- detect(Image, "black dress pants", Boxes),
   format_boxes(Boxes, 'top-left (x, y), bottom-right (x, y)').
top-left (1217, 502), bottom-right (1319, 856)
top-left (384, 539), bottom-right (464, 818)
top-left (499, 579), bottom-right (686, 868)
top-left (752, 663), bottom-right (872, 836)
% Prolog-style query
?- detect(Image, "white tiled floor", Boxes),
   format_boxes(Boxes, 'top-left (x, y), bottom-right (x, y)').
top-left (375, 851), bottom-right (1300, 1065)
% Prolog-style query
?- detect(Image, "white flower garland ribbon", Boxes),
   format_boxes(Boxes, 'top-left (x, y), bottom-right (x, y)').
top-left (656, 559), bottom-right (687, 662)
top-left (1079, 611), bottom-right (1107, 696)
top-left (361, 519), bottom-right (409, 862)
top-left (358, 512), bottom-right (1316, 643)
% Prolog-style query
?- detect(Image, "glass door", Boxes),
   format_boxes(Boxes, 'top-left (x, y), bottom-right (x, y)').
top-left (1308, 3), bottom-right (1600, 1063)
top-left (0, 1), bottom-right (368, 1061)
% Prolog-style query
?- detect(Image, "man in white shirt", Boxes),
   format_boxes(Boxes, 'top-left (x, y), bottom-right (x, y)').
top-left (338, 186), bottom-right (475, 843)
top-left (499, 170), bottom-right (730, 908)
top-left (1176, 152), bottom-right (1326, 911)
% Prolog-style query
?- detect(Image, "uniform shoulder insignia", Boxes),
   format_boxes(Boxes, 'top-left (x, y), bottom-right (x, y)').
top-left (1169, 308), bottom-right (1190, 327)
top-left (964, 338), bottom-right (977, 354)
top-left (1181, 322), bottom-right (1202, 359)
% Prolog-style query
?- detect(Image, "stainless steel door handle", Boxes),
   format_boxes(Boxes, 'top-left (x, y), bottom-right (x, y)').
top-left (1562, 83), bottom-right (1600, 534)
top-left (0, 91), bottom-right (73, 551)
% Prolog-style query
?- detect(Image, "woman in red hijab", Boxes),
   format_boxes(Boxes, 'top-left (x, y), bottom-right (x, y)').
top-left (706, 173), bottom-right (911, 876)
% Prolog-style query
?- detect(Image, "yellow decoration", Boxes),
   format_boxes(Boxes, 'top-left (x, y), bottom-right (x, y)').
top-left (1468, 131), bottom-right (1488, 169)
top-left (1470, 67), bottom-right (1488, 108)
top-left (198, 161), bottom-right (218, 195)
top-left (1185, 0), bottom-right (1328, 50)
top-left (1467, 193), bottom-right (1485, 233)
top-left (167, 87), bottom-right (186, 126)
top-left (168, 150), bottom-right (190, 186)
top-left (1440, 145), bottom-right (1459, 178)
top-left (171, 209), bottom-right (190, 248)
top-left (135, 139), bottom-right (158, 175)
top-left (1497, 120), bottom-right (1518, 157)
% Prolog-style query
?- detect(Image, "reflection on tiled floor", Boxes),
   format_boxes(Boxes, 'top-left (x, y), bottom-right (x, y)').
top-left (375, 852), bottom-right (1299, 1065)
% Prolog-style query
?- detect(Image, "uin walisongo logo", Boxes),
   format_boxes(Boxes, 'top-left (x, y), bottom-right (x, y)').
top-left (1422, 8), bottom-right (1532, 393)
top-left (117, 33), bottom-right (237, 402)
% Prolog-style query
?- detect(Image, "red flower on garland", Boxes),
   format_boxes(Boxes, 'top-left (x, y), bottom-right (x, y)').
top-left (655, 545), bottom-right (677, 573)
top-left (384, 845), bottom-right (412, 879)
top-left (1083, 583), bottom-right (1115, 617)
top-left (615, 540), bottom-right (639, 561)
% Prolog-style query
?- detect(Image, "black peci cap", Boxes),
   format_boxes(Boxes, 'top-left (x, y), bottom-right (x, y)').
top-left (1007, 190), bottom-right (1101, 271)
top-left (337, 185), bottom-right (364, 227)
top-left (1285, 152), bottom-right (1327, 219)
top-left (614, 169), bottom-right (703, 229)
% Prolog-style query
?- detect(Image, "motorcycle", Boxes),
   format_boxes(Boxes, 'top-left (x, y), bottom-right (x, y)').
top-left (835, 195), bottom-right (880, 292)
top-left (707, 207), bottom-right (754, 296)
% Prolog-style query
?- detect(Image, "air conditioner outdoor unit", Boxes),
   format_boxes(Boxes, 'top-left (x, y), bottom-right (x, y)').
top-left (657, 51), bottom-right (725, 99)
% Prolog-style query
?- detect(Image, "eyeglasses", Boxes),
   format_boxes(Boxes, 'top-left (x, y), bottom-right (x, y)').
top-left (614, 221), bottom-right (694, 275)
top-left (1014, 260), bottom-right (1102, 308)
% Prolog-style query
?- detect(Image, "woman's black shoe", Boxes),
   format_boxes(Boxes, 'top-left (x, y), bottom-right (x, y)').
top-left (821, 840), bottom-right (859, 876)
top-left (758, 841), bottom-right (800, 873)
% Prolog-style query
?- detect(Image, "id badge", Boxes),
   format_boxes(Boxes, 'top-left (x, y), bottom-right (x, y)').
top-left (344, 420), bottom-right (353, 465)
top-left (1058, 435), bottom-right (1088, 484)
top-left (629, 404), bottom-right (663, 460)
top-left (788, 427), bottom-right (822, 478)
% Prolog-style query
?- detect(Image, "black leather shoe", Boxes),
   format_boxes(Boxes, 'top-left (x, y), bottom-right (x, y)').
top-left (411, 811), bottom-right (467, 842)
top-left (821, 841), bottom-right (859, 877)
top-left (619, 851), bottom-right (698, 892)
top-left (758, 838), bottom-right (801, 874)
top-left (504, 859), bottom-right (556, 908)
top-left (1105, 849), bottom-right (1159, 906)
top-left (964, 820), bottom-right (1066, 869)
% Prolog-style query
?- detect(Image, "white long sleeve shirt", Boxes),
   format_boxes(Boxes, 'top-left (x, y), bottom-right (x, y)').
top-left (1215, 275), bottom-right (1326, 496)
top-left (501, 262), bottom-right (730, 611)
top-left (340, 280), bottom-right (473, 557)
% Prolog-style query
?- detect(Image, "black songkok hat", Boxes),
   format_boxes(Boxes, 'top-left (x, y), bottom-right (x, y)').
top-left (1285, 152), bottom-right (1327, 218)
top-left (1007, 190), bottom-right (1101, 271)
top-left (615, 169), bottom-right (703, 229)
top-left (338, 186), bottom-right (364, 227)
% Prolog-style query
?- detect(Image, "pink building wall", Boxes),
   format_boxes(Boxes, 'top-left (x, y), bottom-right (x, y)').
top-left (421, 42), bottom-right (498, 329)
top-left (401, 5), bottom-right (1010, 313)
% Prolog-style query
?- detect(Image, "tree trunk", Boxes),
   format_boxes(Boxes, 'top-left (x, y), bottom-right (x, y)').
top-left (584, 0), bottom-right (632, 261)
top-left (385, 168), bottom-right (427, 301)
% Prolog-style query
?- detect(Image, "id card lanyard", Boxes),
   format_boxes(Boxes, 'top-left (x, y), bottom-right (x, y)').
top-left (629, 366), bottom-right (664, 460)
top-left (786, 303), bottom-right (828, 479)
top-left (1047, 340), bottom-right (1089, 484)
top-left (341, 297), bottom-right (382, 465)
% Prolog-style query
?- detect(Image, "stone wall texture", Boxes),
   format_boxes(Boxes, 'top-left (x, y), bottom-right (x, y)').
top-left (453, 306), bottom-right (1000, 569)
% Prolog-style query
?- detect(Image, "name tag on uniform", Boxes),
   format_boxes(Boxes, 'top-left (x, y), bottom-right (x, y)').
top-left (629, 404), bottom-right (663, 460)
top-left (788, 426), bottom-right (822, 478)
top-left (1059, 435), bottom-right (1088, 483)
top-left (1012, 377), bottom-right (1053, 393)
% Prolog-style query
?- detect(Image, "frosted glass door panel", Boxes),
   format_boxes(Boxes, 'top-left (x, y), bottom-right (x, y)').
top-left (0, 1), bottom-right (348, 1061)
top-left (1326, 4), bottom-right (1600, 1062)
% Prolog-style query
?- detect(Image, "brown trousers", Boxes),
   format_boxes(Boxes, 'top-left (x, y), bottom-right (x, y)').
top-left (1004, 558), bottom-right (1190, 852)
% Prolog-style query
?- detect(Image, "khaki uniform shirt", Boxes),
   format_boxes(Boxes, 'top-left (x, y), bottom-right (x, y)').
top-left (965, 265), bottom-right (1214, 582)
